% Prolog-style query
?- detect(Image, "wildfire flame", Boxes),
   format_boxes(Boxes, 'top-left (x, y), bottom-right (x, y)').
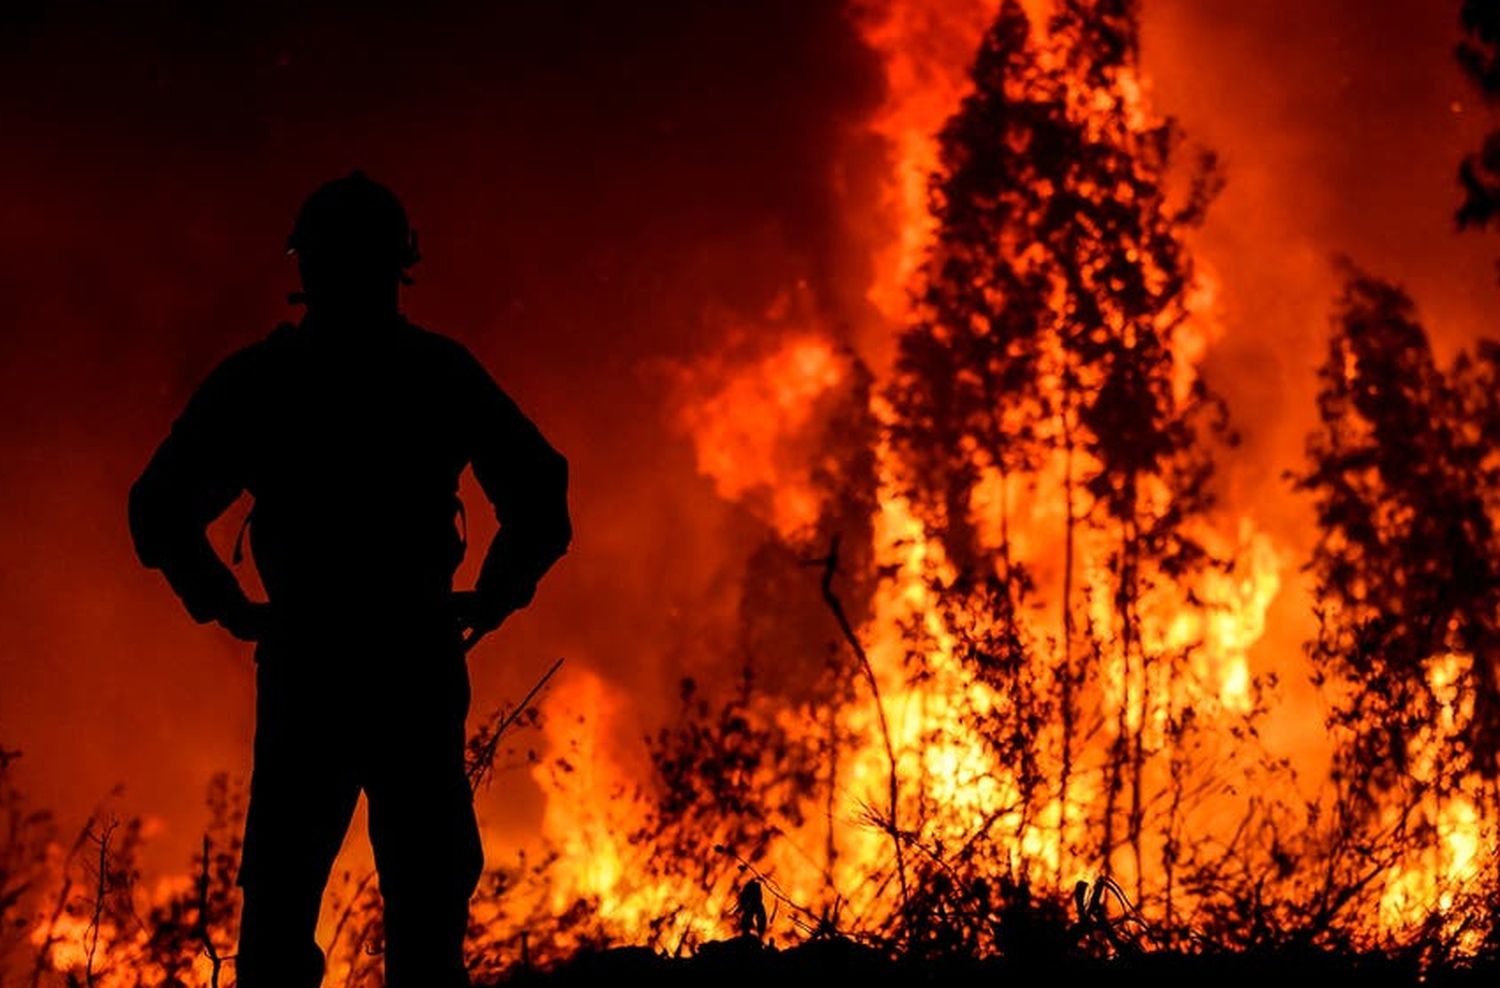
top-left (516, 0), bottom-right (1495, 958)
top-left (520, 0), bottom-right (1300, 952)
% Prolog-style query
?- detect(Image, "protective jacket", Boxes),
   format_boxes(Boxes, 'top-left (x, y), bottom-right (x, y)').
top-left (129, 315), bottom-right (571, 632)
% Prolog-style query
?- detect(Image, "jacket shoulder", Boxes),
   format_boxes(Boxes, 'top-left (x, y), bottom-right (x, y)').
top-left (402, 322), bottom-right (499, 386)
top-left (184, 324), bottom-right (293, 408)
top-left (404, 322), bottom-right (478, 362)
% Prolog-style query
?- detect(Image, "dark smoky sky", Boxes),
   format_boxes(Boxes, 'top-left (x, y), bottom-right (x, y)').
top-left (0, 0), bottom-right (1494, 875)
top-left (0, 0), bottom-right (883, 873)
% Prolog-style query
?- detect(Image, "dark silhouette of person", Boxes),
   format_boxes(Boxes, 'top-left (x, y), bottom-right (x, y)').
top-left (128, 171), bottom-right (571, 988)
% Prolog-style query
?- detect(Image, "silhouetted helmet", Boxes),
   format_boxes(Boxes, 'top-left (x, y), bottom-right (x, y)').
top-left (286, 170), bottom-right (420, 281)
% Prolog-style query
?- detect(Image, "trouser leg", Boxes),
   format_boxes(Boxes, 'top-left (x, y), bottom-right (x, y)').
top-left (366, 662), bottom-right (482, 988)
top-left (236, 667), bottom-right (361, 988)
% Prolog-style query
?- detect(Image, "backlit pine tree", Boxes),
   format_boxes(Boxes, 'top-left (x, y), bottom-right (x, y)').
top-left (1293, 270), bottom-right (1500, 952)
top-left (887, 0), bottom-right (1229, 910)
top-left (1297, 271), bottom-right (1500, 791)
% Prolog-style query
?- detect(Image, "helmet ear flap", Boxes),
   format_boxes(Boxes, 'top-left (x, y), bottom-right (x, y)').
top-left (397, 229), bottom-right (420, 285)
top-left (405, 228), bottom-right (422, 269)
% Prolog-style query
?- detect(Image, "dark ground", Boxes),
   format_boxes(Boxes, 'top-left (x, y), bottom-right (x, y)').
top-left (488, 936), bottom-right (1500, 988)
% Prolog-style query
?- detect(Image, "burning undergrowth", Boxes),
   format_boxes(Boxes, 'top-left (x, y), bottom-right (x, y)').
top-left (6, 0), bottom-right (1500, 984)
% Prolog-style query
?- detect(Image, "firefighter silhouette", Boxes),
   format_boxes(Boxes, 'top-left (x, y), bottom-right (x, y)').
top-left (129, 171), bottom-right (571, 988)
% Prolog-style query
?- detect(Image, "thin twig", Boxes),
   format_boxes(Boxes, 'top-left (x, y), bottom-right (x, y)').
top-left (327, 869), bottom-right (380, 966)
top-left (468, 657), bottom-right (565, 792)
top-left (195, 833), bottom-right (225, 988)
top-left (805, 535), bottom-right (910, 927)
top-left (83, 819), bottom-right (117, 988)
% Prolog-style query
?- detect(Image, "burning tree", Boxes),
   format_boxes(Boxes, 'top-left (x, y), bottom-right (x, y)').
top-left (1298, 272), bottom-right (1500, 786)
top-left (1292, 269), bottom-right (1500, 952)
top-left (886, 0), bottom-right (1238, 933)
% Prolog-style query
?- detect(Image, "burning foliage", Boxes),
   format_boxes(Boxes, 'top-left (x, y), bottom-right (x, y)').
top-left (0, 748), bottom-right (53, 979)
top-left (8, 770), bottom-right (243, 987)
top-left (1291, 270), bottom-right (1500, 953)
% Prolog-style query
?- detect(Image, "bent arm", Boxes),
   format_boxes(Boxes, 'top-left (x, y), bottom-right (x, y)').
top-left (128, 360), bottom-right (250, 625)
top-left (466, 358), bottom-right (572, 620)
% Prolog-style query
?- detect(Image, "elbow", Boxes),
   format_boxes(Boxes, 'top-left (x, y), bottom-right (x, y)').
top-left (128, 470), bottom-right (191, 571)
top-left (127, 475), bottom-right (166, 569)
top-left (551, 512), bottom-right (574, 565)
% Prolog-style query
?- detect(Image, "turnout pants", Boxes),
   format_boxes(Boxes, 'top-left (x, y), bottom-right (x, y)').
top-left (235, 623), bottom-right (483, 988)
